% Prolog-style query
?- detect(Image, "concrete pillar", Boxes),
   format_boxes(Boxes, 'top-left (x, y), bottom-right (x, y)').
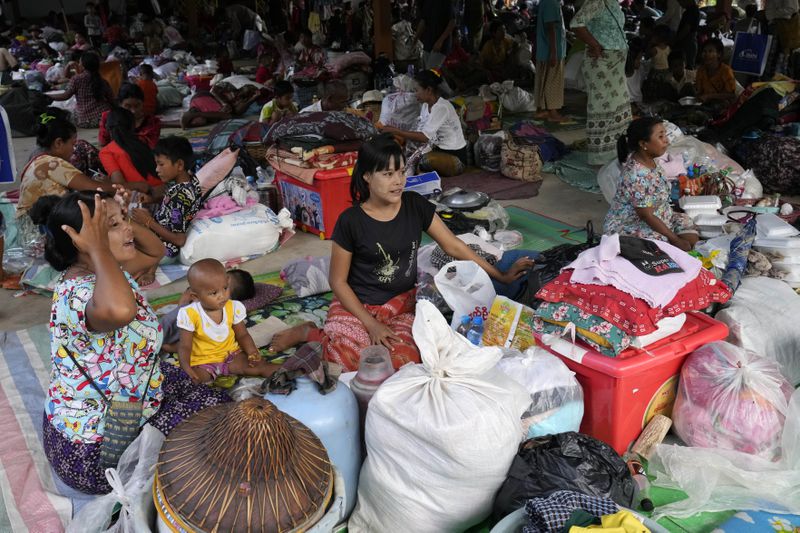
top-left (373, 0), bottom-right (393, 59)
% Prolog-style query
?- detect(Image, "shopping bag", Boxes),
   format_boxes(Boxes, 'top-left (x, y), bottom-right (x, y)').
top-left (243, 29), bottom-right (262, 51)
top-left (434, 260), bottom-right (497, 328)
top-left (731, 31), bottom-right (772, 76)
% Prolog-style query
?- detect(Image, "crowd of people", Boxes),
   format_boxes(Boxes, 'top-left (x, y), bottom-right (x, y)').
top-left (0, 0), bottom-right (797, 506)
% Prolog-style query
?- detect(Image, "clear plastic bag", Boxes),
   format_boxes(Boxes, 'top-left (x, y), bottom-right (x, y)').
top-left (651, 389), bottom-right (800, 519)
top-left (715, 276), bottom-right (800, 386)
top-left (496, 347), bottom-right (584, 439)
top-left (474, 131), bottom-right (506, 172)
top-left (672, 341), bottom-right (794, 462)
top-left (66, 425), bottom-right (165, 533)
top-left (434, 260), bottom-right (497, 329)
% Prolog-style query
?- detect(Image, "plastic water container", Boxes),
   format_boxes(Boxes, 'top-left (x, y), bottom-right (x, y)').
top-left (350, 346), bottom-right (395, 456)
top-left (265, 377), bottom-right (361, 517)
top-left (350, 346), bottom-right (395, 410)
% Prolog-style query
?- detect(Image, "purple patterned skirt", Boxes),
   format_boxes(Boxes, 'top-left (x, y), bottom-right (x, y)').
top-left (43, 362), bottom-right (231, 494)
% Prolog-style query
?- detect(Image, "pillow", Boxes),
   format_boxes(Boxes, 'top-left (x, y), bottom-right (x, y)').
top-left (281, 256), bottom-right (331, 297)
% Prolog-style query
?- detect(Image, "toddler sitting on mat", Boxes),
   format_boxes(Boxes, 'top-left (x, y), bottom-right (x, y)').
top-left (177, 258), bottom-right (278, 383)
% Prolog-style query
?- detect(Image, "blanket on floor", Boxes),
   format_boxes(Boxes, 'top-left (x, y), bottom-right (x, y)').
top-left (0, 289), bottom-right (332, 531)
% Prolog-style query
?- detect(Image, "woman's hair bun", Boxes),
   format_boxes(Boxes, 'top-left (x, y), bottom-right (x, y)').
top-left (29, 195), bottom-right (62, 226)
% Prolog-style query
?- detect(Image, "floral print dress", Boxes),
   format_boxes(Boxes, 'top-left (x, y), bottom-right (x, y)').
top-left (45, 272), bottom-right (164, 444)
top-left (603, 157), bottom-right (696, 240)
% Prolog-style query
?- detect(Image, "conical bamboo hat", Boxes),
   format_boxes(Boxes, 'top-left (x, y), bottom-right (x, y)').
top-left (156, 398), bottom-right (333, 533)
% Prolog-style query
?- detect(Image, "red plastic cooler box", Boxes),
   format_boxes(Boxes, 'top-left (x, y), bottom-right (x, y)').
top-left (274, 168), bottom-right (353, 240)
top-left (535, 312), bottom-right (729, 455)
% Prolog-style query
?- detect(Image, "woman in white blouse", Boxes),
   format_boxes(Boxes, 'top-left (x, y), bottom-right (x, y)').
top-left (379, 69), bottom-right (468, 177)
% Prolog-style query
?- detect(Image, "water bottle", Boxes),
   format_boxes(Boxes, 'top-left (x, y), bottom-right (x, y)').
top-left (407, 64), bottom-right (415, 77)
top-left (669, 179), bottom-right (681, 205)
top-left (466, 316), bottom-right (484, 346)
top-left (456, 315), bottom-right (472, 337)
top-left (626, 458), bottom-right (654, 512)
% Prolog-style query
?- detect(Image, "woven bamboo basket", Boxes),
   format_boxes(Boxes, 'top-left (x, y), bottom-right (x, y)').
top-left (154, 398), bottom-right (333, 533)
top-left (244, 142), bottom-right (269, 165)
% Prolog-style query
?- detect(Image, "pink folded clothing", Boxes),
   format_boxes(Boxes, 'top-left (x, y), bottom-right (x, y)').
top-left (195, 195), bottom-right (257, 219)
top-left (567, 234), bottom-right (702, 308)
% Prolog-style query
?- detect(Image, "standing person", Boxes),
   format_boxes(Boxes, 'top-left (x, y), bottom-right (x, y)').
top-left (84, 3), bottom-right (103, 48)
top-left (572, 0), bottom-right (631, 165)
top-left (0, 36), bottom-right (18, 85)
top-left (379, 70), bottom-right (468, 177)
top-left (766, 0), bottom-right (800, 53)
top-left (656, 0), bottom-right (684, 33)
top-left (415, 0), bottom-right (456, 69)
top-left (268, 134), bottom-right (534, 371)
top-left (535, 0), bottom-right (568, 122)
top-left (463, 0), bottom-right (491, 53)
top-left (674, 0), bottom-right (700, 69)
top-left (50, 52), bottom-right (113, 128)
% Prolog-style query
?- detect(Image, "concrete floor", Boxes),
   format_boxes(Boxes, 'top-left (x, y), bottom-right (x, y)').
top-left (0, 95), bottom-right (609, 332)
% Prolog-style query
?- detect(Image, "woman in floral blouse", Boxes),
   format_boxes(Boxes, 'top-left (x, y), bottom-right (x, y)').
top-left (604, 117), bottom-right (698, 252)
top-left (35, 191), bottom-right (229, 494)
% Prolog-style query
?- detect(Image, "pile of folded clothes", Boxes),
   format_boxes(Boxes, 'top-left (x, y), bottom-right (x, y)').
top-left (265, 111), bottom-right (376, 184)
top-left (533, 234), bottom-right (733, 357)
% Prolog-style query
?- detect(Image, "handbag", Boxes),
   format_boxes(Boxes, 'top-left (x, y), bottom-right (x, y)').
top-left (500, 135), bottom-right (543, 182)
top-left (65, 351), bottom-right (156, 469)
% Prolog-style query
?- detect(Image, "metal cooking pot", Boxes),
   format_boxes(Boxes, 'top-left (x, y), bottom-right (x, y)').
top-left (440, 190), bottom-right (490, 210)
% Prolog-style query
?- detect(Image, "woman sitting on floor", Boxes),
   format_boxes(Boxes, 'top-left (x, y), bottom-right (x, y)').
top-left (98, 82), bottom-right (161, 149)
top-left (16, 111), bottom-right (116, 220)
top-left (50, 52), bottom-right (113, 128)
top-left (99, 107), bottom-right (162, 197)
top-left (269, 134), bottom-right (534, 371)
top-left (479, 21), bottom-right (520, 82)
top-left (34, 191), bottom-right (229, 495)
top-left (604, 117), bottom-right (699, 251)
top-left (379, 69), bottom-right (469, 177)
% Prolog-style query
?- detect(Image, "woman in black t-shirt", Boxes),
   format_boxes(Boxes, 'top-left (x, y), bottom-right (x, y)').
top-left (270, 134), bottom-right (534, 371)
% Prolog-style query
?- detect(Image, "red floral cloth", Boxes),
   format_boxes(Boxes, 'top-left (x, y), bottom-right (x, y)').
top-left (322, 289), bottom-right (421, 372)
top-left (536, 269), bottom-right (731, 335)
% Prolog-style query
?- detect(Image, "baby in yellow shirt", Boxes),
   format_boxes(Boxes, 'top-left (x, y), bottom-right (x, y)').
top-left (177, 258), bottom-right (278, 384)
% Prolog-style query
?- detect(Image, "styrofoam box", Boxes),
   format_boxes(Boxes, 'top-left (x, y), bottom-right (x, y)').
top-left (757, 213), bottom-right (800, 238)
top-left (754, 237), bottom-right (800, 260)
top-left (679, 195), bottom-right (722, 210)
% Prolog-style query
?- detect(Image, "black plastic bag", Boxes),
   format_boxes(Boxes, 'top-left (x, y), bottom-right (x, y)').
top-left (492, 432), bottom-right (635, 520)
top-left (519, 221), bottom-right (600, 308)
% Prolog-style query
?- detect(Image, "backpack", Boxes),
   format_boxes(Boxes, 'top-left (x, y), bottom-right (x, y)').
top-left (518, 221), bottom-right (600, 307)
